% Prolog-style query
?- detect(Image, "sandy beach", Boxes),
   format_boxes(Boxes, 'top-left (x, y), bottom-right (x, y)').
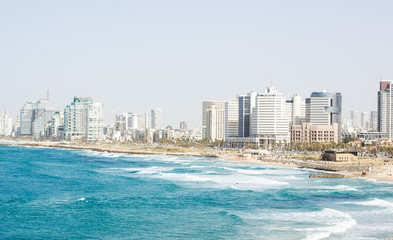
top-left (2, 138), bottom-right (393, 182)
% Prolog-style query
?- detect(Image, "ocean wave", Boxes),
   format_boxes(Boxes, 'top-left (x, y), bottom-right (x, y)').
top-left (234, 208), bottom-right (356, 240)
top-left (299, 209), bottom-right (357, 240)
top-left (305, 185), bottom-right (358, 192)
top-left (112, 166), bottom-right (175, 175)
top-left (151, 172), bottom-right (289, 191)
top-left (345, 198), bottom-right (393, 209)
top-left (76, 150), bottom-right (124, 158)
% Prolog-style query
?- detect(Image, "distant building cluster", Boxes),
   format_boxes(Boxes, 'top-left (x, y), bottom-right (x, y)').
top-left (3, 80), bottom-right (393, 146)
top-left (203, 85), bottom-right (342, 147)
top-left (105, 108), bottom-right (201, 143)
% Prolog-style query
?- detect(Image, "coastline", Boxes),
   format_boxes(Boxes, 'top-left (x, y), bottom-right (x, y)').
top-left (1, 138), bottom-right (393, 182)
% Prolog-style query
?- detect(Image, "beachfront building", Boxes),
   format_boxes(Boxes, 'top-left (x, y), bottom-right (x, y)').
top-left (19, 99), bottom-right (49, 137)
top-left (238, 92), bottom-right (257, 138)
top-left (151, 108), bottom-right (162, 130)
top-left (291, 122), bottom-right (338, 144)
top-left (0, 110), bottom-right (13, 136)
top-left (206, 103), bottom-right (226, 140)
top-left (378, 80), bottom-right (393, 138)
top-left (64, 97), bottom-right (104, 141)
top-left (307, 91), bottom-right (342, 141)
top-left (225, 97), bottom-right (239, 139)
top-left (251, 86), bottom-right (290, 145)
top-left (202, 100), bottom-right (226, 139)
top-left (87, 103), bottom-right (104, 141)
top-left (32, 108), bottom-right (57, 138)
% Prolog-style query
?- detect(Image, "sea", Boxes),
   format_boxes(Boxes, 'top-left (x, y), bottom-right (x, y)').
top-left (1, 145), bottom-right (393, 240)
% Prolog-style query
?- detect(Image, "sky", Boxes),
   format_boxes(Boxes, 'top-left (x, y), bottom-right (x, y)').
top-left (1, 0), bottom-right (393, 128)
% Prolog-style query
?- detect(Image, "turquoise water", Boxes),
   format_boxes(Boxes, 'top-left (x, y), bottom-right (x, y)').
top-left (1, 145), bottom-right (393, 239)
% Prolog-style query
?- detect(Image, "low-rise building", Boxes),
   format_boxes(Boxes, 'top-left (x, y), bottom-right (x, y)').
top-left (291, 123), bottom-right (338, 143)
top-left (321, 150), bottom-right (358, 162)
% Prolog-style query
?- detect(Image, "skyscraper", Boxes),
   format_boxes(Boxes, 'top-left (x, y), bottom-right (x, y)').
top-left (202, 101), bottom-right (226, 139)
top-left (378, 80), bottom-right (393, 137)
top-left (308, 91), bottom-right (342, 141)
top-left (370, 111), bottom-right (378, 130)
top-left (225, 97), bottom-right (238, 139)
top-left (151, 108), bottom-right (162, 130)
top-left (206, 104), bottom-right (226, 140)
top-left (350, 110), bottom-right (358, 127)
top-left (251, 86), bottom-right (289, 144)
top-left (19, 99), bottom-right (49, 137)
top-left (361, 112), bottom-right (370, 129)
top-left (238, 92), bottom-right (257, 138)
top-left (0, 110), bottom-right (13, 136)
top-left (64, 97), bottom-right (104, 141)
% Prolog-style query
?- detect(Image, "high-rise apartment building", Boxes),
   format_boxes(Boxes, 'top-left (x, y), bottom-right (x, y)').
top-left (361, 112), bottom-right (370, 129)
top-left (225, 98), bottom-right (238, 139)
top-left (370, 111), bottom-right (378, 130)
top-left (64, 97), bottom-right (104, 141)
top-left (151, 108), bottom-right (162, 130)
top-left (378, 80), bottom-right (393, 137)
top-left (0, 110), bottom-right (13, 136)
top-left (202, 101), bottom-right (226, 139)
top-left (87, 103), bottom-right (104, 141)
top-left (19, 99), bottom-right (49, 137)
top-left (350, 110), bottom-right (358, 128)
top-left (206, 104), bottom-right (226, 140)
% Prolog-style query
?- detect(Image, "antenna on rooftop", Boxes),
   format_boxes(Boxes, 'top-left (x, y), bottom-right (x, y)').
top-left (47, 89), bottom-right (50, 102)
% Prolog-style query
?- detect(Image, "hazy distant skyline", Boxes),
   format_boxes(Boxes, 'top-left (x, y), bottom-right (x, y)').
top-left (1, 1), bottom-right (392, 128)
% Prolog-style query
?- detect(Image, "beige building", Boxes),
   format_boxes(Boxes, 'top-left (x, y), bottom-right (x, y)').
top-left (291, 122), bottom-right (338, 143)
top-left (322, 150), bottom-right (358, 162)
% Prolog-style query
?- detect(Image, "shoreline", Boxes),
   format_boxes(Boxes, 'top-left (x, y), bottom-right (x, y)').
top-left (1, 139), bottom-right (393, 182)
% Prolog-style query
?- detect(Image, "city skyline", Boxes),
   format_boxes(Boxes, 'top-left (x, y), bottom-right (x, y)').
top-left (1, 1), bottom-right (392, 127)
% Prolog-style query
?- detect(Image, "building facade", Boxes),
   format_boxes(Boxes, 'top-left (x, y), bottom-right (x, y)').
top-left (225, 97), bottom-right (239, 139)
top-left (151, 108), bottom-right (162, 130)
top-left (64, 97), bottom-right (104, 141)
top-left (291, 122), bottom-right (338, 143)
top-left (378, 80), bottom-right (393, 138)
top-left (308, 91), bottom-right (342, 141)
top-left (206, 104), bottom-right (226, 140)
top-left (251, 86), bottom-right (289, 145)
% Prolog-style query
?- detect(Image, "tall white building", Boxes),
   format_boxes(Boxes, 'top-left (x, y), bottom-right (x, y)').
top-left (32, 108), bottom-right (57, 138)
top-left (251, 86), bottom-right (289, 144)
top-left (0, 110), bottom-right (13, 136)
top-left (225, 97), bottom-right (239, 139)
top-left (361, 112), bottom-right (370, 129)
top-left (202, 101), bottom-right (226, 139)
top-left (378, 80), bottom-right (393, 137)
top-left (370, 111), bottom-right (378, 130)
top-left (64, 97), bottom-right (104, 141)
top-left (129, 113), bottom-right (139, 130)
top-left (206, 104), bottom-right (226, 140)
top-left (151, 108), bottom-right (162, 130)
top-left (19, 99), bottom-right (49, 137)
top-left (350, 110), bottom-right (358, 128)
top-left (87, 103), bottom-right (104, 141)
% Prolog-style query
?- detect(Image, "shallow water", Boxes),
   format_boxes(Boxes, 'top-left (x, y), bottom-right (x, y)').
top-left (1, 145), bottom-right (393, 239)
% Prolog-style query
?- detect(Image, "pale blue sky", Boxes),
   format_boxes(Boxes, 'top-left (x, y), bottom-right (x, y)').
top-left (1, 1), bottom-right (392, 128)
